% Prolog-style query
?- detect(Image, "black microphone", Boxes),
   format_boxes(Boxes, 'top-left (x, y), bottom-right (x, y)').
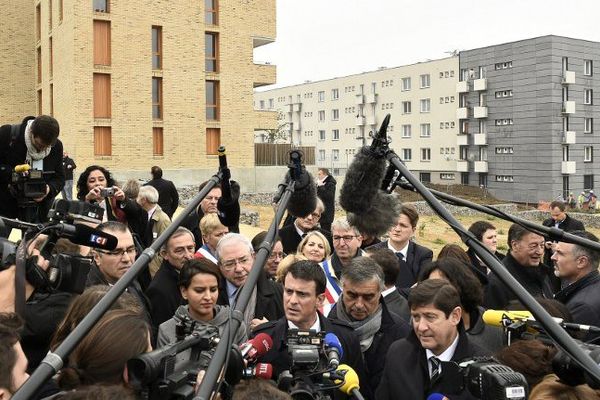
top-left (53, 223), bottom-right (118, 250)
top-left (285, 150), bottom-right (317, 218)
top-left (216, 146), bottom-right (241, 230)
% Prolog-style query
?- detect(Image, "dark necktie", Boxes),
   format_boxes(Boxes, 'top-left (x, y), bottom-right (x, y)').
top-left (396, 252), bottom-right (405, 262)
top-left (429, 356), bottom-right (441, 385)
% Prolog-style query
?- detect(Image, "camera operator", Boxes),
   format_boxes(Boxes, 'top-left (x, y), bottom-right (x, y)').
top-left (0, 115), bottom-right (64, 223)
top-left (252, 260), bottom-right (371, 399)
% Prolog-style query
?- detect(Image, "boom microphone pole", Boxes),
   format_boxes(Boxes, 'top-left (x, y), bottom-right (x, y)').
top-left (13, 160), bottom-right (227, 400)
top-left (372, 114), bottom-right (600, 387)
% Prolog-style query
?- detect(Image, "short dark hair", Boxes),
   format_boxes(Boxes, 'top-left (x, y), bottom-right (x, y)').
top-left (408, 279), bottom-right (461, 318)
top-left (418, 259), bottom-right (483, 314)
top-left (494, 339), bottom-right (557, 389)
top-left (251, 231), bottom-right (282, 253)
top-left (96, 220), bottom-right (128, 234)
top-left (549, 200), bottom-right (566, 211)
top-left (367, 248), bottom-right (399, 286)
top-left (341, 257), bottom-right (384, 290)
top-left (437, 244), bottom-right (471, 266)
top-left (179, 258), bottom-right (222, 288)
top-left (399, 204), bottom-right (419, 228)
top-left (507, 224), bottom-right (539, 250)
top-left (318, 168), bottom-right (330, 176)
top-left (284, 260), bottom-right (326, 296)
top-left (76, 165), bottom-right (115, 201)
top-left (468, 220), bottom-right (496, 241)
top-left (0, 313), bottom-right (23, 393)
top-left (151, 166), bottom-right (163, 179)
top-left (31, 115), bottom-right (60, 145)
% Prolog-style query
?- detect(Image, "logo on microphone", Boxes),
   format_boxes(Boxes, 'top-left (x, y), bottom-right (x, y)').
top-left (90, 234), bottom-right (107, 246)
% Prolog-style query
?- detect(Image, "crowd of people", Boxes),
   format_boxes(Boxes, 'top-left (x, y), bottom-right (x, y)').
top-left (2, 116), bottom-right (600, 399)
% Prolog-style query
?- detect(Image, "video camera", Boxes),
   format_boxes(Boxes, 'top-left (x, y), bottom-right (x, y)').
top-left (10, 165), bottom-right (48, 208)
top-left (454, 357), bottom-right (528, 400)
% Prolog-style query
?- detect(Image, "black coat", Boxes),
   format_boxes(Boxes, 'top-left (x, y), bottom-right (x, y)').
top-left (279, 224), bottom-right (333, 255)
top-left (376, 325), bottom-right (488, 400)
top-left (317, 174), bottom-right (337, 225)
top-left (366, 240), bottom-right (433, 289)
top-left (0, 117), bottom-right (65, 222)
top-left (555, 270), bottom-right (600, 340)
top-left (329, 299), bottom-right (410, 392)
top-left (62, 156), bottom-right (76, 180)
top-left (383, 288), bottom-right (410, 321)
top-left (466, 306), bottom-right (504, 353)
top-left (251, 312), bottom-right (373, 400)
top-left (216, 270), bottom-right (284, 322)
top-left (145, 178), bottom-right (179, 218)
top-left (466, 248), bottom-right (505, 286)
top-left (483, 252), bottom-right (554, 310)
top-left (145, 260), bottom-right (185, 329)
top-left (542, 214), bottom-right (585, 291)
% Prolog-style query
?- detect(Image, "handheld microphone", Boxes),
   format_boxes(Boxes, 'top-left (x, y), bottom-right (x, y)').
top-left (334, 364), bottom-right (365, 400)
top-left (427, 394), bottom-right (449, 400)
top-left (482, 310), bottom-right (600, 333)
top-left (324, 333), bottom-right (343, 369)
top-left (51, 223), bottom-right (118, 250)
top-left (242, 362), bottom-right (273, 379)
top-left (285, 150), bottom-right (317, 218)
top-left (216, 146), bottom-right (241, 229)
top-left (14, 164), bottom-right (31, 173)
top-left (239, 333), bottom-right (273, 362)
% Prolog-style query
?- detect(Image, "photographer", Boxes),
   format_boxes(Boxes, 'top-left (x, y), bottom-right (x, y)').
top-left (0, 115), bottom-right (64, 223)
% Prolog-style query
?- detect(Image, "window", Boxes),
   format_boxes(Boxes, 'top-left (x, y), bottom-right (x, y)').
top-left (153, 127), bottom-right (164, 156)
top-left (494, 119), bottom-right (513, 126)
top-left (151, 26), bottom-right (162, 69)
top-left (318, 91), bottom-right (325, 102)
top-left (584, 175), bottom-right (594, 190)
top-left (94, 126), bottom-right (111, 156)
top-left (318, 150), bottom-right (325, 161)
top-left (49, 84), bottom-right (53, 116)
top-left (331, 88), bottom-right (339, 100)
top-left (495, 175), bottom-right (514, 182)
top-left (152, 77), bottom-right (163, 119)
top-left (419, 173), bottom-right (431, 183)
top-left (93, 20), bottom-right (111, 66)
top-left (332, 129), bottom-right (340, 140)
top-left (479, 174), bottom-right (488, 188)
top-left (585, 146), bottom-right (594, 162)
top-left (259, 100), bottom-right (264, 109)
top-left (93, 73), bottom-right (111, 118)
top-left (584, 89), bottom-right (593, 105)
top-left (36, 4), bottom-right (41, 41)
top-left (401, 124), bottom-right (411, 138)
top-left (495, 147), bottom-right (514, 154)
top-left (440, 173), bottom-right (455, 180)
top-left (478, 120), bottom-right (485, 134)
top-left (420, 123), bottom-right (431, 137)
top-left (37, 89), bottom-right (42, 115)
top-left (461, 173), bottom-right (469, 185)
top-left (420, 74), bottom-right (430, 88)
top-left (401, 77), bottom-right (411, 91)
top-left (460, 120), bottom-right (469, 134)
top-left (318, 110), bottom-right (325, 122)
top-left (268, 99), bottom-right (274, 109)
top-left (563, 145), bottom-right (569, 162)
top-left (206, 80), bottom-right (219, 120)
top-left (49, 37), bottom-right (53, 77)
top-left (332, 149), bottom-right (339, 161)
top-left (59, 0), bottom-right (63, 22)
top-left (93, 0), bottom-right (109, 12)
top-left (205, 0), bottom-right (218, 25)
top-left (402, 101), bottom-right (411, 114)
top-left (49, 0), bottom-right (52, 29)
top-left (37, 47), bottom-right (41, 83)
top-left (205, 32), bottom-right (218, 72)
top-left (421, 148), bottom-right (431, 161)
top-left (494, 61), bottom-right (512, 70)
top-left (584, 59), bottom-right (593, 76)
top-left (331, 109), bottom-right (339, 121)
top-left (206, 128), bottom-right (220, 155)
top-left (420, 99), bottom-right (430, 113)
top-left (402, 148), bottom-right (412, 161)
top-left (318, 130), bottom-right (325, 141)
top-left (585, 118), bottom-right (593, 133)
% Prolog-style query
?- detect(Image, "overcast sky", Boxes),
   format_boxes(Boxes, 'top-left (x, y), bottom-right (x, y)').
top-left (254, 0), bottom-right (600, 90)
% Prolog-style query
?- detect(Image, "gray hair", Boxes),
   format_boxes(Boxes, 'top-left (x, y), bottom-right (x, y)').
top-left (315, 197), bottom-right (325, 214)
top-left (570, 231), bottom-right (600, 271)
top-left (331, 217), bottom-right (360, 236)
top-left (138, 185), bottom-right (159, 204)
top-left (161, 226), bottom-right (195, 253)
top-left (341, 256), bottom-right (385, 291)
top-left (216, 233), bottom-right (254, 262)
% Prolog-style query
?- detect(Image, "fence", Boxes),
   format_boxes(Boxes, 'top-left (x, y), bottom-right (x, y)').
top-left (254, 143), bottom-right (316, 166)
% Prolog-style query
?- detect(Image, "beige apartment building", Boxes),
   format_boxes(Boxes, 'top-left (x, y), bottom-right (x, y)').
top-left (0, 0), bottom-right (276, 188)
top-left (254, 57), bottom-right (460, 184)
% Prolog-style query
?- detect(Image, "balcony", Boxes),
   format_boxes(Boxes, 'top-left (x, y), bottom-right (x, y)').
top-left (474, 106), bottom-right (488, 119)
top-left (456, 81), bottom-right (469, 93)
top-left (252, 63), bottom-right (277, 88)
top-left (292, 102), bottom-right (302, 112)
top-left (366, 93), bottom-right (377, 103)
top-left (456, 107), bottom-right (468, 119)
top-left (355, 116), bottom-right (365, 126)
top-left (473, 133), bottom-right (487, 146)
top-left (456, 160), bottom-right (469, 172)
top-left (457, 134), bottom-right (468, 146)
top-left (562, 70), bottom-right (575, 85)
top-left (474, 161), bottom-right (488, 173)
top-left (562, 101), bottom-right (576, 114)
top-left (285, 104), bottom-right (293, 113)
top-left (561, 161), bottom-right (576, 174)
top-left (473, 78), bottom-right (487, 91)
top-left (562, 131), bottom-right (576, 145)
top-left (355, 94), bottom-right (365, 105)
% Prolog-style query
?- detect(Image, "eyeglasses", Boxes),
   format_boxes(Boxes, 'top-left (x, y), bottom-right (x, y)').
top-left (269, 252), bottom-right (286, 260)
top-left (97, 246), bottom-right (137, 258)
top-left (333, 235), bottom-right (357, 243)
top-left (221, 255), bottom-right (252, 270)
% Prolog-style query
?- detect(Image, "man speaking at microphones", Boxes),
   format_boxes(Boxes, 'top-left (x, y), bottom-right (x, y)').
top-left (376, 279), bottom-right (488, 400)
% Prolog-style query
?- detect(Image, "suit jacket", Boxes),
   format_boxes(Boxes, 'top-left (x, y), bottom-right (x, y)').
top-left (317, 174), bottom-right (337, 225)
top-left (376, 325), bottom-right (488, 400)
top-left (555, 270), bottom-right (600, 340)
top-left (383, 288), bottom-right (410, 321)
top-left (367, 240), bottom-right (433, 289)
top-left (145, 177), bottom-right (179, 218)
top-left (542, 214), bottom-right (585, 291)
top-left (216, 270), bottom-right (285, 322)
top-left (145, 260), bottom-right (184, 330)
top-left (252, 312), bottom-right (373, 400)
top-left (279, 224), bottom-right (333, 255)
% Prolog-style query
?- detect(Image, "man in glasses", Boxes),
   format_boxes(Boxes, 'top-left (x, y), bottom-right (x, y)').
top-left (330, 217), bottom-right (365, 279)
top-left (279, 198), bottom-right (333, 255)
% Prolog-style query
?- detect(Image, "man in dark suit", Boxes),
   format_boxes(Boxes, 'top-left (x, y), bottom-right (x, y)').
top-left (367, 204), bottom-right (433, 290)
top-left (252, 260), bottom-right (372, 399)
top-left (553, 231), bottom-right (600, 340)
top-left (367, 248), bottom-right (410, 320)
top-left (279, 198), bottom-right (333, 255)
top-left (144, 165), bottom-right (179, 218)
top-left (215, 233), bottom-right (284, 331)
top-left (316, 167), bottom-right (337, 233)
top-left (376, 279), bottom-right (488, 400)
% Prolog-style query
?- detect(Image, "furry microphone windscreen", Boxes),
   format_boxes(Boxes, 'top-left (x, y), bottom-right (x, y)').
top-left (346, 191), bottom-right (401, 238)
top-left (217, 181), bottom-right (241, 228)
top-left (287, 170), bottom-right (318, 218)
top-left (340, 146), bottom-right (387, 215)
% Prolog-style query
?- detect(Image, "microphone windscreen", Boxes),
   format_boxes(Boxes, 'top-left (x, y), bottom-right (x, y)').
top-left (346, 191), bottom-right (400, 237)
top-left (287, 171), bottom-right (317, 218)
top-left (251, 333), bottom-right (274, 358)
top-left (481, 310), bottom-right (533, 328)
top-left (254, 363), bottom-right (273, 380)
top-left (336, 364), bottom-right (360, 394)
top-left (324, 332), bottom-right (344, 359)
top-left (217, 181), bottom-right (241, 228)
top-left (71, 224), bottom-right (118, 250)
top-left (340, 146), bottom-right (387, 215)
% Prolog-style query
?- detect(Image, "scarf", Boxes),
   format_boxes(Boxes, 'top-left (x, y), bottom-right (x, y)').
top-left (24, 120), bottom-right (51, 163)
top-left (335, 296), bottom-right (382, 352)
